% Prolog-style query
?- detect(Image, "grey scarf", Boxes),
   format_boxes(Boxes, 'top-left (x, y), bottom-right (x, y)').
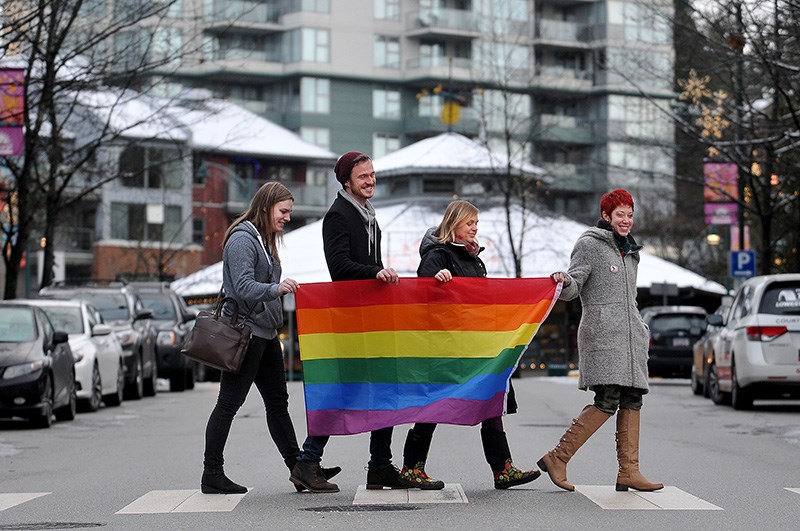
top-left (338, 189), bottom-right (378, 258)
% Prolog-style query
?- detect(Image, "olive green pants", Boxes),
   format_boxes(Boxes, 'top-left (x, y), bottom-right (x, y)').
top-left (590, 385), bottom-right (644, 415)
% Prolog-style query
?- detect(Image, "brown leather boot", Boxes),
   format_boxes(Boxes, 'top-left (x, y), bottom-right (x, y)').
top-left (615, 409), bottom-right (663, 492)
top-left (537, 405), bottom-right (611, 491)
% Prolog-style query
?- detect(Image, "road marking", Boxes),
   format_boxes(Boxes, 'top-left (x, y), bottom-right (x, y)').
top-left (352, 484), bottom-right (468, 505)
top-left (116, 489), bottom-right (249, 514)
top-left (576, 486), bottom-right (722, 510)
top-left (785, 488), bottom-right (800, 495)
top-left (0, 493), bottom-right (49, 511)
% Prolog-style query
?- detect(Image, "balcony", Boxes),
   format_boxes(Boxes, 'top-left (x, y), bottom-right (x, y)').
top-left (405, 55), bottom-right (474, 82)
top-left (535, 19), bottom-right (591, 46)
top-left (406, 8), bottom-right (480, 36)
top-left (226, 180), bottom-right (328, 213)
top-left (540, 162), bottom-right (595, 190)
top-left (534, 65), bottom-right (593, 91)
top-left (404, 107), bottom-right (481, 137)
top-left (205, 1), bottom-right (283, 33)
top-left (534, 114), bottom-right (594, 144)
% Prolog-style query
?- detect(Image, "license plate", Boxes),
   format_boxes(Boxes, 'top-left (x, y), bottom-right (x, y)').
top-left (673, 337), bottom-right (690, 347)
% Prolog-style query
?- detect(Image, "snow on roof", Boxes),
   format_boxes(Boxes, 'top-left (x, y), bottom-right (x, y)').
top-left (75, 89), bottom-right (188, 141)
top-left (172, 202), bottom-right (726, 297)
top-left (372, 132), bottom-right (547, 178)
top-left (164, 98), bottom-right (337, 160)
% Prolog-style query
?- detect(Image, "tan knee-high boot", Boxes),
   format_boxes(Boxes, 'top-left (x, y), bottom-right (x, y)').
top-left (537, 405), bottom-right (611, 491)
top-left (615, 409), bottom-right (663, 492)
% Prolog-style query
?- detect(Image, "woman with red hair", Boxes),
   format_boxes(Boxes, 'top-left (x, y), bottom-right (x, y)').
top-left (537, 189), bottom-right (663, 493)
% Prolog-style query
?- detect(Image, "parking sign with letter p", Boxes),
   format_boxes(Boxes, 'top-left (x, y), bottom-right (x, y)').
top-left (730, 250), bottom-right (756, 278)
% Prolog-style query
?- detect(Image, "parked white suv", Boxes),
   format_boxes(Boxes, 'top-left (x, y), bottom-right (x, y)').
top-left (707, 273), bottom-right (800, 409)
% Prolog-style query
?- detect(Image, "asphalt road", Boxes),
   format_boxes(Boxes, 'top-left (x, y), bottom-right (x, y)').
top-left (1, 375), bottom-right (799, 530)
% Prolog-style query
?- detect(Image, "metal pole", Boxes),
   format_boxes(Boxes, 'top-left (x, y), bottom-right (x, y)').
top-left (734, 3), bottom-right (746, 252)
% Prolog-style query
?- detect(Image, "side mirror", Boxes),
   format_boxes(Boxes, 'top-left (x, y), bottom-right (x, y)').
top-left (92, 323), bottom-right (112, 336)
top-left (182, 312), bottom-right (196, 323)
top-left (53, 330), bottom-right (69, 345)
top-left (134, 309), bottom-right (153, 322)
top-left (707, 314), bottom-right (723, 327)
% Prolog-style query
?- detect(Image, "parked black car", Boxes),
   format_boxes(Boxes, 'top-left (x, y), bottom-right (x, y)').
top-left (39, 281), bottom-right (157, 400)
top-left (133, 282), bottom-right (197, 392)
top-left (0, 302), bottom-right (77, 428)
top-left (640, 305), bottom-right (708, 378)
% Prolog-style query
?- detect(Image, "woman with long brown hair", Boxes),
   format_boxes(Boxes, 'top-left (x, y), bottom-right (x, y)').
top-left (201, 182), bottom-right (339, 494)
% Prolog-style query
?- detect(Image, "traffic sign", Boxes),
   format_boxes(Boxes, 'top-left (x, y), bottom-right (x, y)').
top-left (729, 250), bottom-right (756, 278)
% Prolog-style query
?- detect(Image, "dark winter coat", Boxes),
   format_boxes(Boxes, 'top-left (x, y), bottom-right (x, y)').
top-left (559, 226), bottom-right (650, 392)
top-left (222, 221), bottom-right (283, 340)
top-left (322, 194), bottom-right (383, 281)
top-left (417, 227), bottom-right (517, 413)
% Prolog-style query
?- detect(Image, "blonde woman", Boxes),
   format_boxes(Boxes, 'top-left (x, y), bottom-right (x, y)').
top-left (399, 200), bottom-right (540, 490)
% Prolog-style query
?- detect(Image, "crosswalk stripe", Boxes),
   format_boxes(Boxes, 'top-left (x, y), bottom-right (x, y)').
top-left (576, 486), bottom-right (722, 510)
top-left (352, 484), bottom-right (468, 505)
top-left (785, 488), bottom-right (800, 495)
top-left (116, 489), bottom-right (248, 514)
top-left (0, 493), bottom-right (50, 512)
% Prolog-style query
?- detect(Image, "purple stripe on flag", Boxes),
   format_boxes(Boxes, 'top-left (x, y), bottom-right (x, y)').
top-left (306, 392), bottom-right (507, 436)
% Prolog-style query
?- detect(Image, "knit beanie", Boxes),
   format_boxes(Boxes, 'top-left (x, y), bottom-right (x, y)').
top-left (334, 151), bottom-right (368, 186)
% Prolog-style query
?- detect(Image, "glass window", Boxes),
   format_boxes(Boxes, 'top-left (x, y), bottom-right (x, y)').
top-left (759, 281), bottom-right (800, 315)
top-left (300, 127), bottom-right (331, 150)
top-left (111, 203), bottom-right (182, 242)
top-left (373, 133), bottom-right (400, 158)
top-left (119, 145), bottom-right (183, 189)
top-left (192, 218), bottom-right (205, 245)
top-left (0, 307), bottom-right (36, 342)
top-left (140, 294), bottom-right (177, 321)
top-left (375, 0), bottom-right (400, 20)
top-left (300, 77), bottom-right (330, 113)
top-left (81, 293), bottom-right (131, 321)
top-left (41, 307), bottom-right (85, 335)
top-left (375, 36), bottom-right (400, 68)
top-left (373, 87), bottom-right (401, 119)
top-left (302, 0), bottom-right (330, 12)
top-left (301, 28), bottom-right (329, 62)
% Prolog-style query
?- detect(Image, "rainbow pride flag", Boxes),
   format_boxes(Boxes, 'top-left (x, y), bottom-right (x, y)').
top-left (295, 277), bottom-right (560, 436)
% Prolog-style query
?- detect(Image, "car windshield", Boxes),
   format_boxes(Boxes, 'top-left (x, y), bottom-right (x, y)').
top-left (649, 314), bottom-right (707, 333)
top-left (41, 306), bottom-right (84, 334)
top-left (759, 281), bottom-right (800, 315)
top-left (80, 293), bottom-right (130, 321)
top-left (140, 294), bottom-right (177, 321)
top-left (0, 307), bottom-right (37, 342)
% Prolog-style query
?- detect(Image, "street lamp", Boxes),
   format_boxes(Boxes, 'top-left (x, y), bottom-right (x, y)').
top-left (706, 226), bottom-right (721, 246)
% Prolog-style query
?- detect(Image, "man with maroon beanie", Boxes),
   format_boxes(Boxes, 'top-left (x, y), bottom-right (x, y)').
top-left (290, 151), bottom-right (409, 492)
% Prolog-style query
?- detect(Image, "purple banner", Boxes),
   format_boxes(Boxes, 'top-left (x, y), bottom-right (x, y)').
top-left (0, 127), bottom-right (24, 156)
top-left (704, 162), bottom-right (738, 202)
top-left (704, 203), bottom-right (738, 225)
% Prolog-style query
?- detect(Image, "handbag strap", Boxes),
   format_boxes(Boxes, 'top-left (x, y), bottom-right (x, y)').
top-left (214, 285), bottom-right (257, 324)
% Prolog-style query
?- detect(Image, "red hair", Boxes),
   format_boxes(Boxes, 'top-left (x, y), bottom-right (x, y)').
top-left (600, 189), bottom-right (634, 217)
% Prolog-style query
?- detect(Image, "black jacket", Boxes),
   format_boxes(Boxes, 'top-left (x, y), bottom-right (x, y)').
top-left (322, 194), bottom-right (383, 281)
top-left (416, 228), bottom-right (487, 279)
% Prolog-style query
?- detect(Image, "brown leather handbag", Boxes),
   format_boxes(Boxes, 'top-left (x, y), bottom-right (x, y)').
top-left (182, 296), bottom-right (252, 374)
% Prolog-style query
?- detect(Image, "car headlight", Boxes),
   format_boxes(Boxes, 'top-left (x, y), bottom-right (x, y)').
top-left (115, 329), bottom-right (136, 347)
top-left (2, 360), bottom-right (45, 380)
top-left (157, 331), bottom-right (177, 346)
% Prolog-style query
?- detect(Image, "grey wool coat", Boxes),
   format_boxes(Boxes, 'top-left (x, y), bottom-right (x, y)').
top-left (558, 227), bottom-right (651, 393)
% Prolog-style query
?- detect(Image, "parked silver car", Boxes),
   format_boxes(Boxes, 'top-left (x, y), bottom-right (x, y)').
top-left (707, 274), bottom-right (800, 409)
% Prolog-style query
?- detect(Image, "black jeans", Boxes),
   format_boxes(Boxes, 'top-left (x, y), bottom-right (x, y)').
top-left (299, 427), bottom-right (394, 469)
top-left (204, 335), bottom-right (299, 471)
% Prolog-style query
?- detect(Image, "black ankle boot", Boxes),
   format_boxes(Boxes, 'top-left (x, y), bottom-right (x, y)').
top-left (201, 469), bottom-right (248, 494)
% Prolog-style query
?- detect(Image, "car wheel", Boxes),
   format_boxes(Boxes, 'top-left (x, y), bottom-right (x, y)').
top-left (731, 359), bottom-right (753, 410)
top-left (170, 370), bottom-right (187, 392)
top-left (124, 355), bottom-right (144, 400)
top-left (690, 365), bottom-right (703, 396)
top-left (55, 372), bottom-right (77, 421)
top-left (702, 359), bottom-right (712, 398)
top-left (709, 362), bottom-right (731, 405)
top-left (186, 366), bottom-right (196, 390)
top-left (81, 363), bottom-right (103, 413)
top-left (32, 374), bottom-right (54, 428)
top-left (104, 360), bottom-right (125, 407)
top-left (143, 359), bottom-right (158, 397)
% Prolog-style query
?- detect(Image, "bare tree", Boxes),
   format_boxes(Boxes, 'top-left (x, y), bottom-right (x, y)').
top-left (0, 0), bottom-right (203, 298)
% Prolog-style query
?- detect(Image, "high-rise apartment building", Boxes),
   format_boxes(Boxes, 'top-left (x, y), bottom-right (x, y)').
top-left (132, 0), bottom-right (677, 222)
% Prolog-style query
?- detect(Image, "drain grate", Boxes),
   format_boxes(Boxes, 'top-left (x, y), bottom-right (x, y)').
top-left (0, 523), bottom-right (105, 530)
top-left (302, 505), bottom-right (423, 512)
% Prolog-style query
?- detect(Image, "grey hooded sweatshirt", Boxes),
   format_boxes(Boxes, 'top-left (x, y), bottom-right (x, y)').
top-left (221, 221), bottom-right (283, 340)
top-left (559, 226), bottom-right (651, 393)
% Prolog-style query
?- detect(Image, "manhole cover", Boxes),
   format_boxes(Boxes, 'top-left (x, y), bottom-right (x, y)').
top-left (0, 523), bottom-right (105, 530)
top-left (302, 505), bottom-right (422, 512)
